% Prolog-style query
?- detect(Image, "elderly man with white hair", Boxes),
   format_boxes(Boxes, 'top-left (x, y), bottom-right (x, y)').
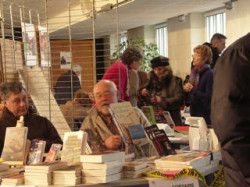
top-left (81, 80), bottom-right (155, 157)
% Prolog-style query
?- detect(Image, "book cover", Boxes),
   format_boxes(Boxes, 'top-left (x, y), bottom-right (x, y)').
top-left (1, 127), bottom-right (28, 165)
top-left (27, 140), bottom-right (46, 165)
top-left (45, 144), bottom-right (62, 163)
top-left (141, 106), bottom-right (156, 125)
top-left (80, 151), bottom-right (125, 163)
top-left (61, 131), bottom-right (88, 165)
top-left (152, 129), bottom-right (176, 156)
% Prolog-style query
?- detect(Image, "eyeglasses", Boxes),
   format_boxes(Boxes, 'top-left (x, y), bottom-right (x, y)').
top-left (94, 91), bottom-right (114, 99)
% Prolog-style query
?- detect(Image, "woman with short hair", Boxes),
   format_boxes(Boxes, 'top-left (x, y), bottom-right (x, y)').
top-left (183, 45), bottom-right (213, 125)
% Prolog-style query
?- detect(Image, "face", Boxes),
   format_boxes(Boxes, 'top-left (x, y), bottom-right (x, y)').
top-left (153, 66), bottom-right (167, 79)
top-left (94, 82), bottom-right (118, 115)
top-left (192, 51), bottom-right (206, 68)
top-left (213, 39), bottom-right (226, 54)
top-left (129, 60), bottom-right (142, 71)
top-left (2, 91), bottom-right (29, 118)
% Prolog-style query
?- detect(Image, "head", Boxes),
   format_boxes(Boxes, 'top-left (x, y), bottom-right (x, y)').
top-left (0, 82), bottom-right (29, 118)
top-left (192, 45), bottom-right (212, 68)
top-left (211, 33), bottom-right (227, 54)
top-left (74, 89), bottom-right (92, 107)
top-left (151, 56), bottom-right (171, 80)
top-left (72, 64), bottom-right (82, 76)
top-left (121, 46), bottom-right (143, 71)
top-left (93, 80), bottom-right (118, 115)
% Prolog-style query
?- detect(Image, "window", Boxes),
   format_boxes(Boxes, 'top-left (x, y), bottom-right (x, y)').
top-left (206, 12), bottom-right (226, 42)
top-left (156, 26), bottom-right (168, 57)
top-left (120, 33), bottom-right (128, 53)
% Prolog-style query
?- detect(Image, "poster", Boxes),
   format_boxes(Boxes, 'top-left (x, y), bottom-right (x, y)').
top-left (38, 26), bottom-right (51, 67)
top-left (60, 51), bottom-right (72, 69)
top-left (21, 22), bottom-right (37, 66)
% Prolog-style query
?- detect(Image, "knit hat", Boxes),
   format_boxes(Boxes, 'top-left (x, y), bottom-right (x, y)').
top-left (151, 56), bottom-right (170, 69)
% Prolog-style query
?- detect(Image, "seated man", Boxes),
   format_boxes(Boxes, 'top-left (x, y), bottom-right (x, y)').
top-left (0, 82), bottom-right (63, 155)
top-left (81, 80), bottom-right (155, 157)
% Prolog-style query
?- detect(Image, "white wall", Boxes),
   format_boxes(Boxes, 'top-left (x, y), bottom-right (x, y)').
top-left (226, 0), bottom-right (250, 45)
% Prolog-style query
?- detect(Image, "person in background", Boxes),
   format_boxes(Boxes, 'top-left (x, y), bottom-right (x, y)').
top-left (203, 33), bottom-right (227, 69)
top-left (139, 56), bottom-right (184, 126)
top-left (80, 80), bottom-right (155, 157)
top-left (54, 64), bottom-right (82, 105)
top-left (212, 33), bottom-right (250, 186)
top-left (183, 45), bottom-right (213, 125)
top-left (60, 89), bottom-right (92, 131)
top-left (0, 82), bottom-right (62, 155)
top-left (102, 46), bottom-right (143, 107)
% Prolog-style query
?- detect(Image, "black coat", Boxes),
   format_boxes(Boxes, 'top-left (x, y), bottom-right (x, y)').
top-left (0, 108), bottom-right (62, 155)
top-left (54, 70), bottom-right (81, 105)
top-left (139, 71), bottom-right (184, 126)
top-left (211, 33), bottom-right (250, 186)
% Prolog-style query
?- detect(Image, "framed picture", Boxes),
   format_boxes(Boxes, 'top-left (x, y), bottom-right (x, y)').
top-left (38, 26), bottom-right (51, 67)
top-left (60, 51), bottom-right (72, 69)
top-left (21, 22), bottom-right (38, 66)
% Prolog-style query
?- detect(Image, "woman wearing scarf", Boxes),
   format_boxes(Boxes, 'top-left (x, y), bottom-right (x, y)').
top-left (183, 45), bottom-right (213, 125)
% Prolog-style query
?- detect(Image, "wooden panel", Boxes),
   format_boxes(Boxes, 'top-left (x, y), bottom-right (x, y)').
top-left (50, 40), bottom-right (94, 93)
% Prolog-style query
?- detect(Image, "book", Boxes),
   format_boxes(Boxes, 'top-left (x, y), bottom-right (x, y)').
top-left (82, 159), bottom-right (125, 170)
top-left (123, 161), bottom-right (147, 171)
top-left (1, 174), bottom-right (24, 185)
top-left (1, 127), bottom-right (28, 165)
top-left (82, 172), bottom-right (121, 184)
top-left (141, 106), bottom-right (156, 125)
top-left (53, 177), bottom-right (82, 185)
top-left (27, 140), bottom-right (46, 165)
top-left (24, 161), bottom-right (68, 172)
top-left (0, 163), bottom-right (9, 172)
top-left (155, 152), bottom-right (211, 168)
top-left (45, 144), bottom-right (62, 163)
top-left (122, 166), bottom-right (152, 178)
top-left (61, 131), bottom-right (88, 165)
top-left (82, 166), bottom-right (122, 177)
top-left (109, 102), bottom-right (139, 153)
top-left (80, 151), bottom-right (125, 163)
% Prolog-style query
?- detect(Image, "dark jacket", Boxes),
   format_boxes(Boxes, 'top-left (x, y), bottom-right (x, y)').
top-left (188, 67), bottom-right (213, 125)
top-left (0, 108), bottom-right (62, 155)
top-left (139, 70), bottom-right (184, 126)
top-left (54, 70), bottom-right (81, 105)
top-left (203, 42), bottom-right (220, 69)
top-left (211, 33), bottom-right (250, 186)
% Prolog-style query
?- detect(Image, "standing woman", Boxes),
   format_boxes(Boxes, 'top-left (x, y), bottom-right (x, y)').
top-left (183, 45), bottom-right (213, 125)
top-left (102, 46), bottom-right (143, 106)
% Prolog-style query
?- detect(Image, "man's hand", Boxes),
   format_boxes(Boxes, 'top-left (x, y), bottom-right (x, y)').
top-left (141, 88), bottom-right (149, 96)
top-left (104, 135), bottom-right (121, 150)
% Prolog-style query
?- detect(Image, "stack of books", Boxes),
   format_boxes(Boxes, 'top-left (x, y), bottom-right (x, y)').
top-left (123, 161), bottom-right (151, 179)
top-left (24, 162), bottom-right (67, 185)
top-left (80, 151), bottom-right (125, 184)
top-left (53, 166), bottom-right (82, 185)
top-left (154, 151), bottom-right (212, 172)
top-left (1, 174), bottom-right (24, 186)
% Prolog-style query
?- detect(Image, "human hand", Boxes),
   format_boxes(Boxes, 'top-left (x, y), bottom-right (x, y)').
top-left (104, 135), bottom-right (121, 150)
top-left (141, 88), bottom-right (149, 96)
top-left (183, 82), bottom-right (193, 92)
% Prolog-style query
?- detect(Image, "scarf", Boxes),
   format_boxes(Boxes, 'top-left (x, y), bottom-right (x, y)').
top-left (189, 64), bottom-right (210, 88)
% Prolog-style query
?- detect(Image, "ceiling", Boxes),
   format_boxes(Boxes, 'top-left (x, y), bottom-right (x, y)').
top-left (3, 0), bottom-right (228, 39)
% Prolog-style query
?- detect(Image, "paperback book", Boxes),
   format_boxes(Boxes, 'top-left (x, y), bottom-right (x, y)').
top-left (27, 140), bottom-right (46, 165)
top-left (1, 127), bottom-right (28, 165)
top-left (141, 106), bottom-right (156, 125)
top-left (80, 151), bottom-right (125, 163)
top-left (45, 144), bottom-right (62, 163)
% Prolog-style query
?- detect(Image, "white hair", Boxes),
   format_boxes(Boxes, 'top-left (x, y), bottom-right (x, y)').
top-left (93, 80), bottom-right (117, 95)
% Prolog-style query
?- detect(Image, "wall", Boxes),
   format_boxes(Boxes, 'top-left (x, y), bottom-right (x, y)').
top-left (226, 0), bottom-right (250, 45)
top-left (50, 40), bottom-right (94, 93)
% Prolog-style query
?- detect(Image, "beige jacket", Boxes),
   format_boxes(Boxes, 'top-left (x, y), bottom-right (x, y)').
top-left (81, 105), bottom-right (157, 157)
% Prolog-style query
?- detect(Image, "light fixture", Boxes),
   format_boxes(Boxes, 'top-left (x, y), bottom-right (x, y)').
top-left (177, 14), bottom-right (186, 22)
